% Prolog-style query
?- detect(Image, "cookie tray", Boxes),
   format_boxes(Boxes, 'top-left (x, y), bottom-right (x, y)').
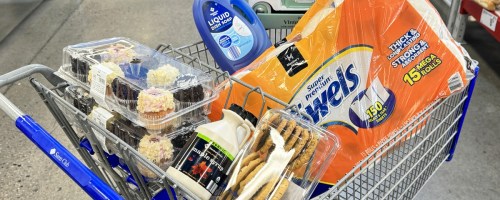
top-left (168, 109), bottom-right (340, 200)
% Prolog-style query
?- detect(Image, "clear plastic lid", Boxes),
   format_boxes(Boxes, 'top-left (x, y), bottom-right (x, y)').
top-left (218, 109), bottom-right (340, 200)
top-left (56, 37), bottom-right (217, 133)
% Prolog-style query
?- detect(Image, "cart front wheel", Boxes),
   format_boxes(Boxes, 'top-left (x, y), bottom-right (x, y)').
top-left (253, 2), bottom-right (272, 14)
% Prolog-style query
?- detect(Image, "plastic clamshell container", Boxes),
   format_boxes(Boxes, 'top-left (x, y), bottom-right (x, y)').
top-left (65, 85), bottom-right (144, 147)
top-left (64, 85), bottom-right (96, 115)
top-left (136, 117), bottom-right (210, 179)
top-left (218, 109), bottom-right (340, 200)
top-left (56, 37), bottom-right (217, 132)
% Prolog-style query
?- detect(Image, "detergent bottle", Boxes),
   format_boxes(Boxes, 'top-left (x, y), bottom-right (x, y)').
top-left (193, 0), bottom-right (271, 74)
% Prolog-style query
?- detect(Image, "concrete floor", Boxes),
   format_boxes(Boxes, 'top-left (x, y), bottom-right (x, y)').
top-left (0, 0), bottom-right (42, 42)
top-left (0, 0), bottom-right (498, 199)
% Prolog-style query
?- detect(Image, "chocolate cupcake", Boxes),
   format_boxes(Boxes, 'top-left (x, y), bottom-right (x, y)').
top-left (171, 121), bottom-right (197, 154)
top-left (70, 56), bottom-right (91, 83)
top-left (173, 74), bottom-right (205, 102)
top-left (111, 117), bottom-right (147, 148)
top-left (111, 78), bottom-right (141, 111)
top-left (110, 58), bottom-right (155, 111)
top-left (173, 74), bottom-right (206, 121)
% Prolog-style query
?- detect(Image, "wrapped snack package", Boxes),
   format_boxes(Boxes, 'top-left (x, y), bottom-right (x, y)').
top-left (218, 110), bottom-right (339, 200)
top-left (209, 0), bottom-right (477, 196)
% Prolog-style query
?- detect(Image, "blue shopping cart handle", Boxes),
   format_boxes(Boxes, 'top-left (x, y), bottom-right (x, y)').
top-left (16, 115), bottom-right (123, 200)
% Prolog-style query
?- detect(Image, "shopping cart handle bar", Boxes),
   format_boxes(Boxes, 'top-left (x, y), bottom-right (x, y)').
top-left (0, 64), bottom-right (64, 88)
top-left (14, 114), bottom-right (123, 200)
top-left (0, 65), bottom-right (121, 199)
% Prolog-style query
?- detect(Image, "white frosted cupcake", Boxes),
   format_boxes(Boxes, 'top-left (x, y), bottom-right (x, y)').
top-left (137, 88), bottom-right (177, 132)
top-left (137, 134), bottom-right (174, 178)
top-left (146, 64), bottom-right (180, 88)
top-left (106, 43), bottom-right (136, 65)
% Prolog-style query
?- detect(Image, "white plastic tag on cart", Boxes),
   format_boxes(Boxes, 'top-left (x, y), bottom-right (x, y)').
top-left (90, 64), bottom-right (112, 110)
top-left (89, 107), bottom-right (114, 153)
top-left (480, 9), bottom-right (498, 31)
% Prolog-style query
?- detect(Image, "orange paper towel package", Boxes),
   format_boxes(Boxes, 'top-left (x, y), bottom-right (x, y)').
top-left (208, 0), bottom-right (476, 196)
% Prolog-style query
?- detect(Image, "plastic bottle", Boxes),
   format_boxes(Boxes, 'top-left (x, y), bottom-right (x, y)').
top-left (166, 109), bottom-right (252, 200)
top-left (193, 0), bottom-right (271, 74)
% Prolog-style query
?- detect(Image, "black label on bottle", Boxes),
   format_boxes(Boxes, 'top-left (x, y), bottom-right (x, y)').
top-left (171, 132), bottom-right (232, 194)
top-left (274, 38), bottom-right (288, 47)
top-left (277, 44), bottom-right (308, 77)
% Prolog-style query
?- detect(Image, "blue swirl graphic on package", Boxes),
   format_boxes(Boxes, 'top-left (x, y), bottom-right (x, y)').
top-left (348, 84), bottom-right (396, 128)
top-left (203, 2), bottom-right (254, 61)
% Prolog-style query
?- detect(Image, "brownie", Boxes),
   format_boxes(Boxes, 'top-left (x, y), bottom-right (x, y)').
top-left (173, 74), bottom-right (205, 102)
top-left (70, 56), bottom-right (90, 83)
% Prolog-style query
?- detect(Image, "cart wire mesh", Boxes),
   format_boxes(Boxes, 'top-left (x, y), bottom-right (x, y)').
top-left (169, 38), bottom-right (473, 200)
top-left (27, 27), bottom-right (474, 199)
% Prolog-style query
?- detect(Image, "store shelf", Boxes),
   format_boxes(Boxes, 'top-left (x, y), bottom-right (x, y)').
top-left (460, 0), bottom-right (500, 41)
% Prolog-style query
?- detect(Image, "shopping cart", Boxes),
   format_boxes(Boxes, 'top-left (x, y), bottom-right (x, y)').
top-left (0, 28), bottom-right (478, 199)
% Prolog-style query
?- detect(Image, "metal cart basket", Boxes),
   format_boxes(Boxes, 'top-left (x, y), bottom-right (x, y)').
top-left (0, 27), bottom-right (478, 200)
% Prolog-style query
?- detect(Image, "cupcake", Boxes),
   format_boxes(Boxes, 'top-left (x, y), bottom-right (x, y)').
top-left (146, 64), bottom-right (180, 88)
top-left (137, 87), bottom-right (176, 132)
top-left (70, 56), bottom-right (91, 83)
top-left (111, 78), bottom-right (141, 110)
top-left (109, 58), bottom-right (151, 111)
top-left (137, 134), bottom-right (174, 178)
top-left (173, 74), bottom-right (205, 102)
top-left (173, 74), bottom-right (206, 120)
top-left (105, 43), bottom-right (136, 65)
top-left (122, 57), bottom-right (160, 88)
